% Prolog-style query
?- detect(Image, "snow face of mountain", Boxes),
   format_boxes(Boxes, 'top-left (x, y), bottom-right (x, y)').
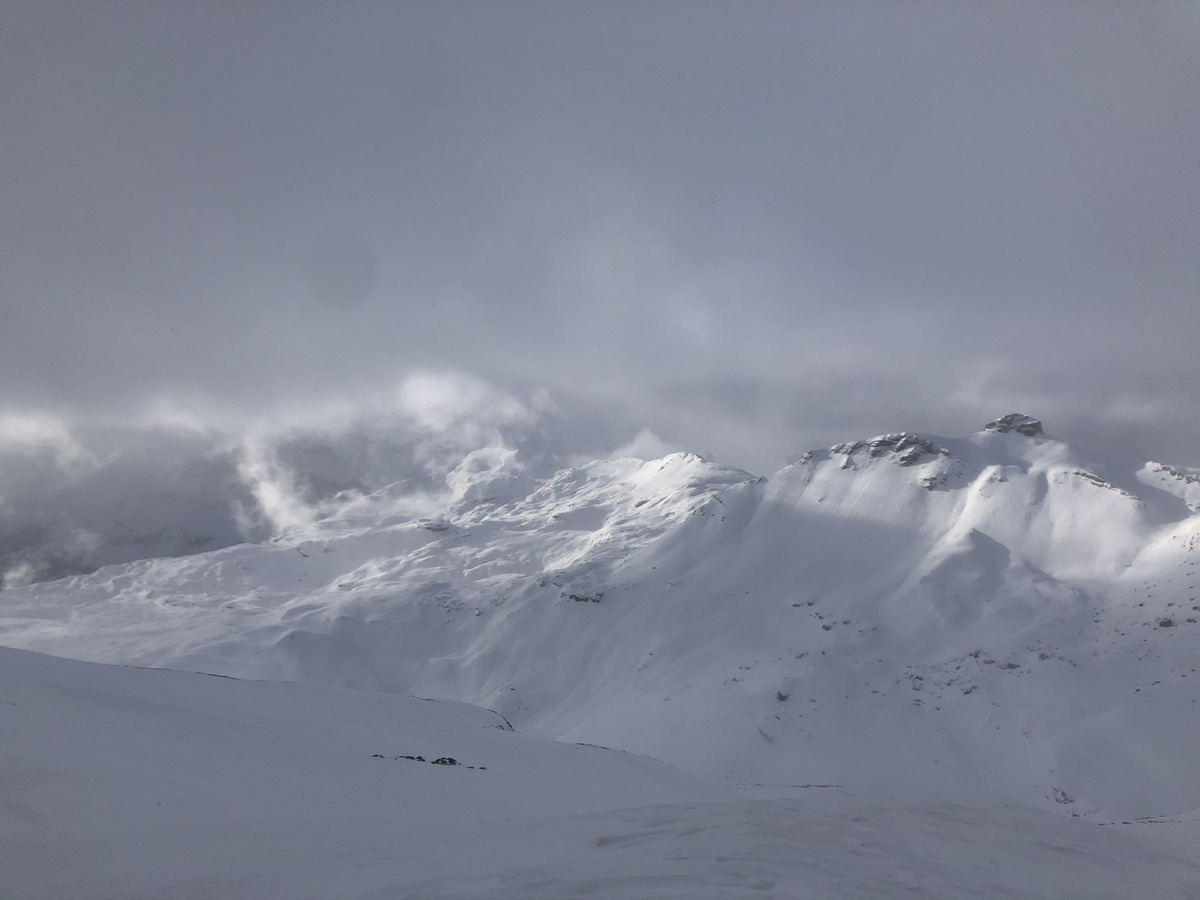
top-left (2, 417), bottom-right (1199, 821)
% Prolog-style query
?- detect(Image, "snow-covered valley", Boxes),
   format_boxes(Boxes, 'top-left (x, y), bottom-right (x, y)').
top-left (4, 414), bottom-right (1200, 896)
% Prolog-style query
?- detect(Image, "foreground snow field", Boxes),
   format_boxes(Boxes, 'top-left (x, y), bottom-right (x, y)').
top-left (4, 416), bottom-right (1200, 894)
top-left (4, 644), bottom-right (1199, 899)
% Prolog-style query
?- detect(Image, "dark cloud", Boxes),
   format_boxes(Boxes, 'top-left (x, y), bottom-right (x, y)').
top-left (0, 423), bottom-right (265, 587)
top-left (2, 2), bottom-right (1198, 470)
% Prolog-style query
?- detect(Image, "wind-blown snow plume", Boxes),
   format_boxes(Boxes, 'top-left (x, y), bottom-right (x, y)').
top-left (0, 372), bottom-right (581, 587)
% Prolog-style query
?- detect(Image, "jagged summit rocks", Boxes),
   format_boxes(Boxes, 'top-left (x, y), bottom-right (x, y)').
top-left (984, 413), bottom-right (1044, 437)
top-left (824, 433), bottom-right (950, 467)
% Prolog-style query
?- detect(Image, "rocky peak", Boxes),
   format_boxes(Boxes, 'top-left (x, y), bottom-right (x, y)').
top-left (869, 433), bottom-right (950, 466)
top-left (830, 433), bottom-right (949, 467)
top-left (984, 414), bottom-right (1043, 437)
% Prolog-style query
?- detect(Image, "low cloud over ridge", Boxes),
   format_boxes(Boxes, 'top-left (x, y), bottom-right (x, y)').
top-left (2, 4), bottom-right (1199, 582)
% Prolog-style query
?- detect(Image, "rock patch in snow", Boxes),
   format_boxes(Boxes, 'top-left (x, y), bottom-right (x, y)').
top-left (984, 413), bottom-right (1044, 437)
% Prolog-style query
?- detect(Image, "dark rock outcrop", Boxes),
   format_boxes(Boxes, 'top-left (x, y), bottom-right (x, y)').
top-left (984, 414), bottom-right (1044, 437)
top-left (830, 433), bottom-right (949, 467)
top-left (566, 592), bottom-right (602, 604)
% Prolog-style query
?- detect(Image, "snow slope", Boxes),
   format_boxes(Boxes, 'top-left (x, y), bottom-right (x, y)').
top-left (3, 415), bottom-right (1199, 822)
top-left (5, 644), bottom-right (1199, 899)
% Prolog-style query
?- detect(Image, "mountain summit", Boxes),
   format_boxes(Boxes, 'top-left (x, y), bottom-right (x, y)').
top-left (984, 413), bottom-right (1045, 436)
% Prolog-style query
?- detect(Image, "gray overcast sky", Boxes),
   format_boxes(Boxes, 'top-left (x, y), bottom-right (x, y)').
top-left (3, 1), bottom-right (1199, 471)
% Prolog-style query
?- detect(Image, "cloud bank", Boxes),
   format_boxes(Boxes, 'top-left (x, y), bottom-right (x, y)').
top-left (2, 4), bottom-right (1199, 582)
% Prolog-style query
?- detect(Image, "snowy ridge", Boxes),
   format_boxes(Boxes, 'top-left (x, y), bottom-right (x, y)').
top-left (2, 416), bottom-right (1199, 823)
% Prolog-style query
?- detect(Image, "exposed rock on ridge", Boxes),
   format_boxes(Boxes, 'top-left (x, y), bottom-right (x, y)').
top-left (829, 434), bottom-right (949, 467)
top-left (984, 413), bottom-right (1044, 437)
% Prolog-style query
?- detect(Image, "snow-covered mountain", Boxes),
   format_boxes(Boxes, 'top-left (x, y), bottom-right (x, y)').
top-left (3, 415), bottom-right (1199, 825)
